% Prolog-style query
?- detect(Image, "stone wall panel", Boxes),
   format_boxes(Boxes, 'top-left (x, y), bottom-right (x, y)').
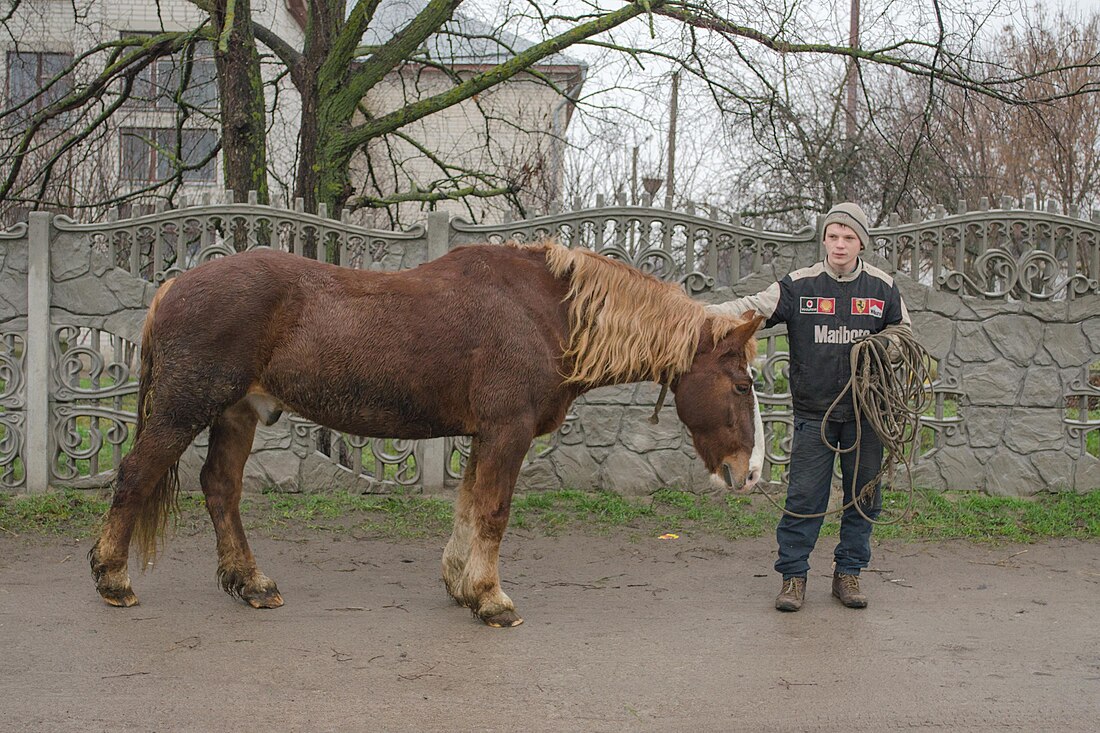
top-left (963, 365), bottom-right (1026, 406)
top-left (910, 312), bottom-right (953, 359)
top-left (983, 316), bottom-right (1043, 367)
top-left (1002, 408), bottom-right (1066, 453)
top-left (953, 322), bottom-right (998, 362)
top-left (573, 406), bottom-right (622, 447)
top-left (620, 413), bottom-right (684, 452)
top-left (1028, 450), bottom-right (1076, 492)
top-left (1018, 367), bottom-right (1066, 408)
top-left (1042, 324), bottom-right (1090, 367)
top-left (924, 288), bottom-right (969, 318)
top-left (958, 407), bottom-right (1005, 449)
top-left (550, 448), bottom-right (603, 491)
top-left (1073, 453), bottom-right (1100, 491)
top-left (1082, 317), bottom-right (1100, 349)
top-left (516, 459), bottom-right (559, 493)
top-left (599, 449), bottom-right (656, 496)
top-left (646, 449), bottom-right (695, 489)
top-left (985, 449), bottom-right (1043, 496)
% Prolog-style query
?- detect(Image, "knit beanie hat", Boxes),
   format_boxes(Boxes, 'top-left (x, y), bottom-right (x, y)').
top-left (820, 202), bottom-right (871, 250)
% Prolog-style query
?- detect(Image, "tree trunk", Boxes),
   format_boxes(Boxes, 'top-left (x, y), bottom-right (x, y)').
top-left (296, 82), bottom-right (356, 215)
top-left (293, 0), bottom-right (349, 214)
top-left (212, 0), bottom-right (269, 225)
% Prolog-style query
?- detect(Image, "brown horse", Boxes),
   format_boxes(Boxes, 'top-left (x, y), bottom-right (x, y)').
top-left (89, 241), bottom-right (764, 626)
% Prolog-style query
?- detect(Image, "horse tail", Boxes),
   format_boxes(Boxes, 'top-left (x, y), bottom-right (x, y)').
top-left (131, 278), bottom-right (180, 567)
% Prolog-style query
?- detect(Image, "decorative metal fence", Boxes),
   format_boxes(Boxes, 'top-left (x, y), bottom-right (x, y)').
top-left (0, 194), bottom-right (1097, 496)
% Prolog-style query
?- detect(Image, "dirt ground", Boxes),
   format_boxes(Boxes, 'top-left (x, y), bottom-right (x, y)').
top-left (1, 526), bottom-right (1098, 732)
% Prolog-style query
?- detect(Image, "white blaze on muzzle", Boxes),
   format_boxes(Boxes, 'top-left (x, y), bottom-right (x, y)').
top-left (745, 386), bottom-right (764, 491)
top-left (710, 383), bottom-right (766, 493)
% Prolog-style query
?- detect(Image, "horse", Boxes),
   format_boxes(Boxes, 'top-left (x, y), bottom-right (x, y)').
top-left (89, 241), bottom-right (765, 627)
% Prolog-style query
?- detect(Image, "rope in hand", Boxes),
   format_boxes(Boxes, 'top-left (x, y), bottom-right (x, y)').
top-left (753, 324), bottom-right (934, 525)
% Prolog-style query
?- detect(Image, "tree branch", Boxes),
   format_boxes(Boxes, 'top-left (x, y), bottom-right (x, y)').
top-left (331, 0), bottom-right (461, 120)
top-left (341, 0), bottom-right (655, 153)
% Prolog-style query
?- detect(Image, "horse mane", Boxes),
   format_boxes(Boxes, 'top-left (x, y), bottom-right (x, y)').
top-left (517, 240), bottom-right (757, 386)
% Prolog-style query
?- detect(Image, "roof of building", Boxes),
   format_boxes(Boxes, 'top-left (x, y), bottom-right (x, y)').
top-left (358, 0), bottom-right (586, 70)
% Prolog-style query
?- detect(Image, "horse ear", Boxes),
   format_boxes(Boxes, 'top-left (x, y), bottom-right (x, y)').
top-left (717, 310), bottom-right (766, 354)
top-left (739, 310), bottom-right (766, 338)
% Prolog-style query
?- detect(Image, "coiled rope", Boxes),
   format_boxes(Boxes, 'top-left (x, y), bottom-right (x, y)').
top-left (754, 324), bottom-right (934, 524)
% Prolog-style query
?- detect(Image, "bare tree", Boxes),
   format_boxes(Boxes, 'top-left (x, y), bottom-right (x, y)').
top-left (3, 0), bottom-right (1100, 226)
top-left (708, 2), bottom-right (1100, 226)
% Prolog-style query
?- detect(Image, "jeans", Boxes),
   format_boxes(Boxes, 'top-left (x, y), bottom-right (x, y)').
top-left (776, 415), bottom-right (883, 579)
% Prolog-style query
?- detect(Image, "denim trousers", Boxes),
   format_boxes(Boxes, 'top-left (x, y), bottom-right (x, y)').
top-left (776, 415), bottom-right (884, 579)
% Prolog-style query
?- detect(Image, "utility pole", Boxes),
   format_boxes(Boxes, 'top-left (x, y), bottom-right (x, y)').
top-left (665, 70), bottom-right (679, 209)
top-left (632, 144), bottom-right (639, 205)
top-left (842, 0), bottom-right (860, 200)
top-left (845, 0), bottom-right (860, 141)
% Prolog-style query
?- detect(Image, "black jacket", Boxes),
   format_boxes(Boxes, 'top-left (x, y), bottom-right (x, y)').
top-left (708, 258), bottom-right (911, 420)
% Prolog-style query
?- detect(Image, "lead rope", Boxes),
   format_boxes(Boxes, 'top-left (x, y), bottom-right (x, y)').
top-left (649, 381), bottom-right (670, 424)
top-left (753, 324), bottom-right (934, 525)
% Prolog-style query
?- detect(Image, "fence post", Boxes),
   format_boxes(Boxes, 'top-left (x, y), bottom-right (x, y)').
top-left (421, 210), bottom-right (451, 494)
top-left (427, 210), bottom-right (450, 260)
top-left (26, 212), bottom-right (51, 493)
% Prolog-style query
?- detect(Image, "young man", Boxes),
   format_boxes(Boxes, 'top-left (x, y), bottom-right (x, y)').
top-left (707, 203), bottom-right (912, 611)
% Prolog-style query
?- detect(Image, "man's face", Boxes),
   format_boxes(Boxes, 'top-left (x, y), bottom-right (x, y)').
top-left (823, 222), bottom-right (861, 273)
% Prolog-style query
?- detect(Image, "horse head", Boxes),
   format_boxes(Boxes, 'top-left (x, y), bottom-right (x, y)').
top-left (673, 310), bottom-right (766, 493)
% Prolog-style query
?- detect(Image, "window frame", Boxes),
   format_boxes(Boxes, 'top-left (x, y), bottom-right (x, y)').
top-left (119, 126), bottom-right (219, 184)
top-left (4, 50), bottom-right (75, 117)
top-left (121, 33), bottom-right (218, 111)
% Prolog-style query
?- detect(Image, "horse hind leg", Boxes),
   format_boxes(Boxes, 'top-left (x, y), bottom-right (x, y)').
top-left (89, 422), bottom-right (198, 607)
top-left (201, 399), bottom-right (282, 608)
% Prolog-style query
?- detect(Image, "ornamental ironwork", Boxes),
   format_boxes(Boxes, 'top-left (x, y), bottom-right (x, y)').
top-left (292, 416), bottom-right (422, 489)
top-left (753, 329), bottom-right (793, 486)
top-left (0, 331), bottom-right (25, 488)
top-left (448, 204), bottom-right (804, 293)
top-left (49, 326), bottom-right (139, 484)
top-left (871, 205), bottom-right (1100, 301)
top-left (1064, 365), bottom-right (1100, 459)
top-left (913, 373), bottom-right (965, 462)
top-left (57, 196), bottom-right (428, 283)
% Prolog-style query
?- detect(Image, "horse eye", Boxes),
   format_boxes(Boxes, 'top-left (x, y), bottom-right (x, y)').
top-left (732, 384), bottom-right (750, 396)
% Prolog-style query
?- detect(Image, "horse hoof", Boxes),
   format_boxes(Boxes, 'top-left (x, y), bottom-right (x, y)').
top-left (244, 586), bottom-right (284, 609)
top-left (480, 609), bottom-right (523, 628)
top-left (101, 586), bottom-right (139, 607)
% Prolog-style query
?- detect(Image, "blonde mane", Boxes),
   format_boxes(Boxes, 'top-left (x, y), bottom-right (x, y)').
top-left (530, 241), bottom-right (757, 386)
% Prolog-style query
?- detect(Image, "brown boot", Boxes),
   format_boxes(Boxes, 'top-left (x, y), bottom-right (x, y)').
top-left (775, 576), bottom-right (805, 612)
top-left (832, 572), bottom-right (868, 608)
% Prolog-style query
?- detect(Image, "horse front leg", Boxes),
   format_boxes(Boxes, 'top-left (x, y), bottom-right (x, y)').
top-left (445, 430), bottom-right (530, 627)
top-left (442, 440), bottom-right (479, 601)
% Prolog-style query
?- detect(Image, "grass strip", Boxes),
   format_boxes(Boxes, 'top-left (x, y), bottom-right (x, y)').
top-left (1, 487), bottom-right (1098, 544)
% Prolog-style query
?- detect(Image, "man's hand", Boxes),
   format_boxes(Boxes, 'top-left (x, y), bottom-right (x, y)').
top-left (886, 338), bottom-right (903, 367)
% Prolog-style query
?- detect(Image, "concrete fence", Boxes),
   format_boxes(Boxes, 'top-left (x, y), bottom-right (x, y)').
top-left (1, 195), bottom-right (1098, 497)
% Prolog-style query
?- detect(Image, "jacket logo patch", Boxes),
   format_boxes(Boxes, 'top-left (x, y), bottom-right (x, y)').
top-left (851, 297), bottom-right (884, 317)
top-left (800, 297), bottom-right (835, 315)
top-left (815, 325), bottom-right (871, 344)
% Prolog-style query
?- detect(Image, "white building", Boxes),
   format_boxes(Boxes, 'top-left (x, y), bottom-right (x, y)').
top-left (0, 0), bottom-right (303, 221)
top-left (1, 0), bottom-right (583, 225)
top-left (351, 0), bottom-right (586, 224)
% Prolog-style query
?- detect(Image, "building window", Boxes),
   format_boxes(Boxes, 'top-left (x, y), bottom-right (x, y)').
top-left (126, 36), bottom-right (218, 110)
top-left (5, 51), bottom-right (74, 117)
top-left (120, 127), bottom-right (218, 183)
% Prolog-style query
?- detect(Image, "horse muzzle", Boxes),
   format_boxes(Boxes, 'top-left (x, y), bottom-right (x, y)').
top-left (711, 455), bottom-right (762, 494)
